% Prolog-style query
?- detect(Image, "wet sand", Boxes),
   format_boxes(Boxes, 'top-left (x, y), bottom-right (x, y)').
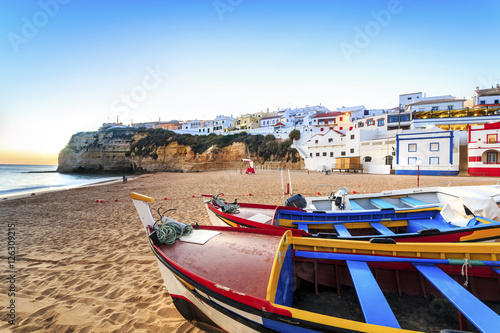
top-left (0, 170), bottom-right (498, 332)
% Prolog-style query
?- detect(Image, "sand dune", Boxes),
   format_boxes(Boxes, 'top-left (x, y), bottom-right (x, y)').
top-left (1, 170), bottom-right (497, 332)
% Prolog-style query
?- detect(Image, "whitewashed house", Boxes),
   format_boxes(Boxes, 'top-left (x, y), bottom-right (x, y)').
top-left (472, 85), bottom-right (500, 108)
top-left (312, 111), bottom-right (354, 133)
top-left (395, 128), bottom-right (459, 176)
top-left (260, 115), bottom-right (282, 128)
top-left (213, 115), bottom-right (236, 133)
top-left (298, 127), bottom-right (398, 174)
top-left (302, 129), bottom-right (346, 171)
top-left (407, 97), bottom-right (465, 113)
top-left (182, 120), bottom-right (203, 131)
top-left (468, 122), bottom-right (500, 176)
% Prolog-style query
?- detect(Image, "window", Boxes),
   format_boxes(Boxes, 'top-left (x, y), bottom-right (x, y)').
top-left (316, 153), bottom-right (320, 157)
top-left (430, 142), bottom-right (439, 151)
top-left (488, 152), bottom-right (497, 164)
top-left (320, 128), bottom-right (324, 132)
top-left (310, 153), bottom-right (312, 157)
top-left (328, 138), bottom-right (333, 143)
top-left (469, 156), bottom-right (476, 162)
top-left (408, 143), bottom-right (417, 152)
top-left (377, 119), bottom-right (384, 126)
top-left (401, 114), bottom-right (410, 122)
top-left (408, 157), bottom-right (417, 165)
top-left (480, 100), bottom-right (486, 105)
top-left (364, 156), bottom-right (372, 162)
top-left (330, 152), bottom-right (334, 157)
top-left (495, 100), bottom-right (499, 104)
top-left (367, 120), bottom-right (374, 126)
top-left (340, 117), bottom-right (343, 121)
top-left (487, 134), bottom-right (497, 143)
top-left (408, 97), bottom-right (411, 100)
top-left (315, 140), bottom-right (318, 144)
top-left (364, 110), bottom-right (369, 115)
top-left (429, 157), bottom-right (439, 165)
top-left (358, 122), bottom-right (364, 127)
top-left (431, 106), bottom-right (438, 111)
top-left (323, 152), bottom-right (327, 157)
top-left (385, 155), bottom-right (393, 166)
top-left (350, 148), bottom-right (354, 154)
top-left (350, 134), bottom-right (355, 139)
top-left (341, 151), bottom-right (346, 156)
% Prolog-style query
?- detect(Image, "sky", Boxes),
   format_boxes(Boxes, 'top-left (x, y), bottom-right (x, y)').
top-left (1, 0), bottom-right (499, 165)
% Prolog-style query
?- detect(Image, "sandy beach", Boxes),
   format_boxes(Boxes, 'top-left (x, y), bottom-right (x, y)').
top-left (1, 170), bottom-right (499, 332)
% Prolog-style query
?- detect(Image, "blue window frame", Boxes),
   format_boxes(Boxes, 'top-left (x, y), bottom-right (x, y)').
top-left (430, 142), bottom-right (439, 151)
top-left (408, 157), bottom-right (417, 166)
top-left (429, 157), bottom-right (439, 165)
top-left (408, 143), bottom-right (417, 152)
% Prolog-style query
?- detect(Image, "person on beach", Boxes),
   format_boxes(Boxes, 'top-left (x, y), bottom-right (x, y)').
top-left (123, 175), bottom-right (127, 183)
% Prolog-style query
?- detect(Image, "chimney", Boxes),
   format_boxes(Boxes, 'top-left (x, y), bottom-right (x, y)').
top-left (476, 86), bottom-right (480, 92)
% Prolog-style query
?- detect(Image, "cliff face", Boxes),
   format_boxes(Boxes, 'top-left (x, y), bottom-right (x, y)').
top-left (58, 129), bottom-right (304, 173)
top-left (57, 130), bottom-right (139, 173)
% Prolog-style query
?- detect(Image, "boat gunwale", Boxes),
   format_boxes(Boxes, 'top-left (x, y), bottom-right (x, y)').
top-left (206, 201), bottom-right (500, 242)
top-left (146, 226), bottom-right (421, 333)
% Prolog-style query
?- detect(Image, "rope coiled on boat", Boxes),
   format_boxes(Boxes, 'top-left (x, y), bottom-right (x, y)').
top-left (156, 217), bottom-right (193, 245)
top-left (210, 193), bottom-right (240, 214)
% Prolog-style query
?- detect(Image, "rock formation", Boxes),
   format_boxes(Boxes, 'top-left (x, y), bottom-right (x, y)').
top-left (57, 128), bottom-right (303, 173)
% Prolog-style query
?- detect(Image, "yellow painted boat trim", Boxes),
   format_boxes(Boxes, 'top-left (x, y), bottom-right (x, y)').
top-left (130, 192), bottom-right (155, 202)
top-left (460, 228), bottom-right (500, 242)
top-left (267, 230), bottom-right (292, 303)
top-left (395, 206), bottom-right (442, 213)
top-left (290, 236), bottom-right (500, 261)
top-left (271, 303), bottom-right (421, 333)
top-left (279, 219), bottom-right (407, 229)
top-left (220, 216), bottom-right (239, 228)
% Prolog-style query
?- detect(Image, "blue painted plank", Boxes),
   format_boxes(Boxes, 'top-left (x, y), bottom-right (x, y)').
top-left (493, 267), bottom-right (500, 275)
top-left (349, 200), bottom-right (364, 210)
top-left (346, 260), bottom-right (400, 328)
top-left (414, 263), bottom-right (500, 332)
top-left (400, 197), bottom-right (428, 207)
top-left (370, 222), bottom-right (395, 236)
top-left (370, 198), bottom-right (398, 209)
top-left (334, 224), bottom-right (351, 237)
top-left (297, 223), bottom-right (309, 233)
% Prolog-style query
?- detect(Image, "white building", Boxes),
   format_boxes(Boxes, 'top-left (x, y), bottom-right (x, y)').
top-left (395, 128), bottom-right (459, 176)
top-left (468, 122), bottom-right (500, 177)
top-left (312, 111), bottom-right (353, 133)
top-left (407, 98), bottom-right (465, 113)
top-left (472, 85), bottom-right (500, 107)
top-left (299, 128), bottom-right (398, 174)
top-left (260, 115), bottom-right (282, 128)
top-left (213, 115), bottom-right (236, 133)
top-left (182, 120), bottom-right (203, 130)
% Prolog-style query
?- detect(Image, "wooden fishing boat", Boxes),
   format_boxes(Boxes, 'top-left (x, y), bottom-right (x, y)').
top-left (132, 192), bottom-right (500, 332)
top-left (203, 185), bottom-right (500, 242)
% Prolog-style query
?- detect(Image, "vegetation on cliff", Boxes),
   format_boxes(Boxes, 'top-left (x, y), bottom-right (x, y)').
top-left (127, 129), bottom-right (299, 163)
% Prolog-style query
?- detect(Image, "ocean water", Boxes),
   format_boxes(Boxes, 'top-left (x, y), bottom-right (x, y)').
top-left (0, 164), bottom-right (121, 198)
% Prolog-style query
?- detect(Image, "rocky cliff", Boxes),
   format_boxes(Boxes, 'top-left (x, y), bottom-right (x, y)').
top-left (57, 128), bottom-right (304, 173)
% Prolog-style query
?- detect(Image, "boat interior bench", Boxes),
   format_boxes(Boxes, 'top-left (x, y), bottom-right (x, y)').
top-left (293, 250), bottom-right (499, 332)
top-left (348, 200), bottom-right (364, 211)
top-left (399, 197), bottom-right (429, 207)
top-left (414, 263), bottom-right (499, 333)
top-left (334, 224), bottom-right (351, 237)
top-left (369, 222), bottom-right (395, 236)
top-left (369, 198), bottom-right (398, 210)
